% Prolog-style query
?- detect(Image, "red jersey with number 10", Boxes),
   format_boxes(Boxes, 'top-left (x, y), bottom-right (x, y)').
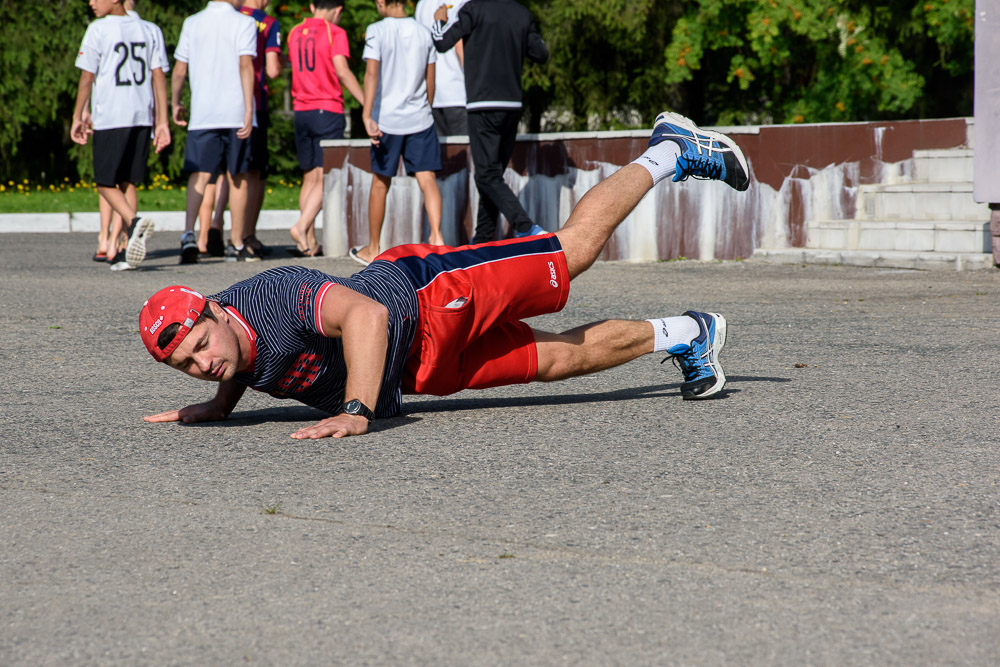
top-left (288, 17), bottom-right (351, 113)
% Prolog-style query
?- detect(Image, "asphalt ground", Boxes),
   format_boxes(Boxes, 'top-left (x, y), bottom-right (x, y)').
top-left (2, 231), bottom-right (999, 665)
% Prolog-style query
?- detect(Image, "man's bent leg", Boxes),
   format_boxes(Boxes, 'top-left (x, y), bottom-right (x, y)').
top-left (534, 320), bottom-right (654, 381)
top-left (554, 164), bottom-right (655, 280)
top-left (555, 112), bottom-right (750, 280)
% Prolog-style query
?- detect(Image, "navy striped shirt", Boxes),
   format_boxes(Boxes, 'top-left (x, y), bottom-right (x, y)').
top-left (211, 264), bottom-right (418, 418)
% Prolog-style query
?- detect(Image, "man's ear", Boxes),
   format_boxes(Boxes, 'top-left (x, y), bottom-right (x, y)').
top-left (208, 300), bottom-right (226, 321)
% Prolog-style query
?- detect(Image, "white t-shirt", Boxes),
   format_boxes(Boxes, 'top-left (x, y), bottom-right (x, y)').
top-left (174, 1), bottom-right (257, 130)
top-left (127, 10), bottom-right (170, 73)
top-left (75, 14), bottom-right (160, 129)
top-left (362, 17), bottom-right (436, 135)
top-left (414, 0), bottom-right (468, 108)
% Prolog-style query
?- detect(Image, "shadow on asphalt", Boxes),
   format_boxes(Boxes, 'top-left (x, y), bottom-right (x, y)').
top-left (401, 376), bottom-right (792, 415)
top-left (165, 376), bottom-right (792, 429)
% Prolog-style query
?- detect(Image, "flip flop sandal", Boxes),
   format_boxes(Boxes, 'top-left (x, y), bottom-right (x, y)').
top-left (349, 246), bottom-right (370, 266)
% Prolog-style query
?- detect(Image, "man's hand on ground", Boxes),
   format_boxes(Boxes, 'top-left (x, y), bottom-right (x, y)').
top-left (144, 400), bottom-right (229, 424)
top-left (290, 414), bottom-right (369, 439)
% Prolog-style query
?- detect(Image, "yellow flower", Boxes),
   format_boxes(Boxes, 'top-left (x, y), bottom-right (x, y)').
top-left (835, 101), bottom-right (846, 112)
top-left (268, 188), bottom-right (273, 194)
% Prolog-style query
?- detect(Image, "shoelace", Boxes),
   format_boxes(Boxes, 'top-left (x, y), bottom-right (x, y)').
top-left (661, 348), bottom-right (709, 382)
top-left (677, 154), bottom-right (723, 181)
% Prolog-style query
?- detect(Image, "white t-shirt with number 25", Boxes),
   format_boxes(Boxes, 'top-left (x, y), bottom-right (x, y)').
top-left (75, 14), bottom-right (166, 130)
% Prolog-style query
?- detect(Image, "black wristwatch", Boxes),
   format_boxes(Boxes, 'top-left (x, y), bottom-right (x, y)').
top-left (338, 399), bottom-right (374, 422)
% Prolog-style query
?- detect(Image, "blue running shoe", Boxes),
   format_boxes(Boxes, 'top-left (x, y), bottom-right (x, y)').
top-left (649, 111), bottom-right (750, 192)
top-left (666, 311), bottom-right (727, 399)
top-left (514, 223), bottom-right (547, 238)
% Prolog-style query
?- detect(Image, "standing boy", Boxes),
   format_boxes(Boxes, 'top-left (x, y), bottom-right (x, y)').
top-left (287, 0), bottom-right (364, 258)
top-left (431, 0), bottom-right (549, 243)
top-left (351, 0), bottom-right (443, 266)
top-left (200, 0), bottom-right (284, 259)
top-left (238, 0), bottom-right (283, 257)
top-left (171, 0), bottom-right (258, 263)
top-left (71, 0), bottom-right (168, 270)
top-left (414, 0), bottom-right (469, 136)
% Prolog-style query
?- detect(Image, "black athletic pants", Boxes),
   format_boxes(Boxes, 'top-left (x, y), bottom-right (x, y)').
top-left (467, 109), bottom-right (534, 244)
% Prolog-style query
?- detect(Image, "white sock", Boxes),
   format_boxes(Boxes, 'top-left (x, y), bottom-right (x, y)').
top-left (630, 141), bottom-right (681, 185)
top-left (647, 316), bottom-right (700, 352)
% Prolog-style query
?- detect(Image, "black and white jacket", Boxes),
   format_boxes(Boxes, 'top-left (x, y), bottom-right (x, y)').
top-left (432, 0), bottom-right (549, 111)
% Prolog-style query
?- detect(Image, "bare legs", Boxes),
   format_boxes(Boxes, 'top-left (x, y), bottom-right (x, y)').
top-left (226, 171), bottom-right (249, 249)
top-left (355, 173), bottom-right (392, 264)
top-left (290, 166), bottom-right (323, 255)
top-left (535, 163), bottom-right (661, 380)
top-left (186, 171), bottom-right (248, 250)
top-left (415, 171), bottom-right (444, 246)
top-left (96, 191), bottom-right (122, 257)
top-left (356, 171), bottom-right (443, 263)
top-left (534, 320), bottom-right (654, 381)
top-left (553, 163), bottom-right (655, 280)
top-left (97, 183), bottom-right (138, 239)
top-left (197, 180), bottom-right (217, 253)
top-left (185, 171), bottom-right (213, 236)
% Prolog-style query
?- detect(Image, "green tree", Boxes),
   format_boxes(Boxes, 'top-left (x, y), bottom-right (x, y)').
top-left (660, 0), bottom-right (973, 125)
top-left (523, 1), bottom-right (683, 131)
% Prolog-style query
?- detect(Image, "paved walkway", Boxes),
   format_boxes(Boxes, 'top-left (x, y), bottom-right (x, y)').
top-left (2, 231), bottom-right (998, 665)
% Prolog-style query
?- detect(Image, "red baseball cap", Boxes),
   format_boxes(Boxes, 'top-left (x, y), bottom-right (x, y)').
top-left (139, 286), bottom-right (208, 362)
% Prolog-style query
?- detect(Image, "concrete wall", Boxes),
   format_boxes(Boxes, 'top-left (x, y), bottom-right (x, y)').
top-left (320, 117), bottom-right (971, 261)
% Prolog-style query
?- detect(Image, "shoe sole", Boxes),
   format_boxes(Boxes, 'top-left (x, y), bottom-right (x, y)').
top-left (653, 112), bottom-right (750, 191)
top-left (686, 313), bottom-right (727, 400)
top-left (125, 218), bottom-right (154, 268)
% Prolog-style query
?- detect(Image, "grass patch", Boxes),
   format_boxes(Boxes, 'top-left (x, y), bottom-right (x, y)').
top-left (0, 175), bottom-right (302, 213)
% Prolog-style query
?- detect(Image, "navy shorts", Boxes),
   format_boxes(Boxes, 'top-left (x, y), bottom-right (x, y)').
top-left (183, 128), bottom-right (252, 175)
top-left (92, 126), bottom-right (151, 187)
top-left (248, 110), bottom-right (270, 176)
top-left (294, 110), bottom-right (345, 171)
top-left (370, 124), bottom-right (442, 177)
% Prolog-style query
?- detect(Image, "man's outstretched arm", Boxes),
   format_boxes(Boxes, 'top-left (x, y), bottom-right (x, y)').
top-left (290, 284), bottom-right (389, 440)
top-left (144, 380), bottom-right (248, 424)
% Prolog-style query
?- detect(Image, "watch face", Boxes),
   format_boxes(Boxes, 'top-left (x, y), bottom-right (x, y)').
top-left (341, 399), bottom-right (373, 420)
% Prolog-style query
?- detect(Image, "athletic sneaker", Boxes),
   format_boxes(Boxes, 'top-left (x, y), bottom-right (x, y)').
top-left (124, 217), bottom-right (154, 268)
top-left (225, 243), bottom-right (261, 262)
top-left (649, 112), bottom-right (750, 192)
top-left (667, 311), bottom-right (727, 400)
top-left (180, 230), bottom-right (199, 264)
top-left (514, 223), bottom-right (546, 238)
top-left (108, 249), bottom-right (134, 271)
top-left (205, 227), bottom-right (225, 257)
